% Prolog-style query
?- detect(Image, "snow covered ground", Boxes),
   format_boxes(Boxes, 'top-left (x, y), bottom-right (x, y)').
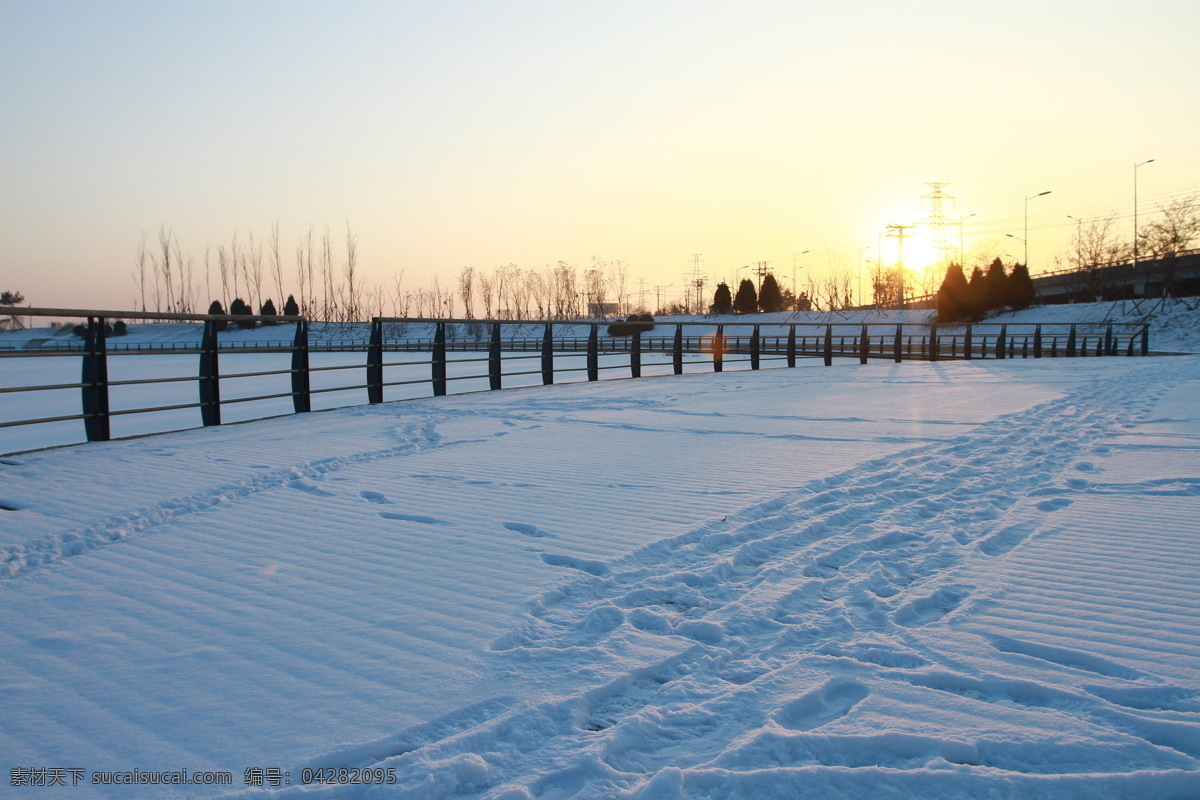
top-left (2, 301), bottom-right (1200, 799)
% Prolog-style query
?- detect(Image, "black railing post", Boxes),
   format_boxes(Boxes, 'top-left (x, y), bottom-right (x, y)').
top-left (1105, 323), bottom-right (1115, 356)
top-left (367, 318), bottom-right (384, 404)
top-left (631, 328), bottom-right (643, 378)
top-left (587, 324), bottom-right (599, 381)
top-left (893, 325), bottom-right (903, 363)
top-left (1033, 325), bottom-right (1043, 359)
top-left (823, 325), bottom-right (833, 366)
top-left (1141, 324), bottom-right (1149, 356)
top-left (929, 325), bottom-right (939, 362)
top-left (292, 319), bottom-right (311, 413)
top-left (432, 322), bottom-right (448, 396)
top-left (1066, 325), bottom-right (1077, 357)
top-left (673, 324), bottom-right (683, 375)
top-left (964, 325), bottom-right (973, 360)
top-left (541, 323), bottom-right (554, 385)
top-left (198, 318), bottom-right (221, 427)
top-left (750, 325), bottom-right (761, 370)
top-left (997, 325), bottom-right (1007, 359)
top-left (859, 325), bottom-right (868, 365)
top-left (489, 322), bottom-right (502, 390)
top-left (81, 317), bottom-right (111, 441)
top-left (787, 325), bottom-right (797, 368)
top-left (714, 325), bottom-right (724, 372)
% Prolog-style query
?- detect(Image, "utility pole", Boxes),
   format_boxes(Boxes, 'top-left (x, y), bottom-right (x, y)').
top-left (887, 224), bottom-right (916, 309)
top-left (653, 284), bottom-right (673, 315)
top-left (686, 253), bottom-right (705, 315)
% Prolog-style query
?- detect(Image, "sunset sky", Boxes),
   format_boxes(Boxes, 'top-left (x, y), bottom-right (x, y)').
top-left (3, 0), bottom-right (1199, 314)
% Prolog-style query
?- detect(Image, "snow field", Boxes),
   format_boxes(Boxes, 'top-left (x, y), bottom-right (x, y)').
top-left (0, 352), bottom-right (1198, 799)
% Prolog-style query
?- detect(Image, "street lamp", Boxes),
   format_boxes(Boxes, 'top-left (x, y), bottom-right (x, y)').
top-left (1134, 159), bottom-right (1155, 274)
top-left (958, 213), bottom-right (976, 267)
top-left (1024, 190), bottom-right (1052, 267)
top-left (792, 250), bottom-right (810, 301)
top-left (1067, 215), bottom-right (1083, 271)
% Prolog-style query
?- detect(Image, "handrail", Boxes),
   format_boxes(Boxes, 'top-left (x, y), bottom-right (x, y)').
top-left (0, 310), bottom-right (1152, 455)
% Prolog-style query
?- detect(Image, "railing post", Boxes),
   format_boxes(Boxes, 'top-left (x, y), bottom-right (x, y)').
top-left (432, 322), bottom-right (448, 396)
top-left (292, 319), bottom-right (311, 413)
top-left (893, 324), bottom-right (903, 363)
top-left (1066, 324), bottom-right (1077, 357)
top-left (997, 325), bottom-right (1007, 359)
top-left (1033, 325), bottom-right (1043, 359)
top-left (1105, 323), bottom-right (1115, 356)
top-left (823, 325), bottom-right (833, 366)
top-left (489, 322), bottom-right (502, 390)
top-left (787, 325), bottom-right (796, 368)
top-left (631, 328), bottom-right (643, 378)
top-left (750, 325), bottom-right (761, 370)
top-left (713, 325), bottom-right (724, 373)
top-left (367, 319), bottom-right (384, 404)
top-left (859, 325), bottom-right (868, 364)
top-left (587, 324), bottom-right (599, 381)
top-left (198, 318), bottom-right (221, 427)
top-left (1141, 324), bottom-right (1149, 356)
top-left (673, 324), bottom-right (683, 375)
top-left (929, 325), bottom-right (939, 362)
top-left (81, 317), bottom-right (111, 441)
top-left (541, 323), bottom-right (554, 385)
top-left (964, 325), bottom-right (973, 360)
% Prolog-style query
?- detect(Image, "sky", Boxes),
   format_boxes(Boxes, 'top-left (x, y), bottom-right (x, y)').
top-left (3, 0), bottom-right (1199, 314)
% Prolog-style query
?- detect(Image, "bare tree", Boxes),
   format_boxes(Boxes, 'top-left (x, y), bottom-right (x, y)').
top-left (1074, 213), bottom-right (1130, 300)
top-left (270, 220), bottom-right (284, 309)
top-left (478, 271), bottom-right (495, 319)
top-left (457, 266), bottom-right (475, 318)
top-left (134, 233), bottom-right (149, 312)
top-left (1140, 194), bottom-right (1200, 297)
top-left (343, 222), bottom-right (360, 321)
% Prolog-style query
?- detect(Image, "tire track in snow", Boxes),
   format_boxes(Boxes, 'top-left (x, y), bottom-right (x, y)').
top-left (312, 363), bottom-right (1200, 797)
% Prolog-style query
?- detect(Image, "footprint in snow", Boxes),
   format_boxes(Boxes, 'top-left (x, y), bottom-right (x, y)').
top-left (378, 511), bottom-right (451, 526)
top-left (503, 522), bottom-right (555, 538)
top-left (774, 678), bottom-right (869, 731)
top-left (360, 490), bottom-right (393, 505)
top-left (1036, 497), bottom-right (1074, 512)
top-left (540, 553), bottom-right (609, 576)
top-left (288, 480), bottom-right (335, 497)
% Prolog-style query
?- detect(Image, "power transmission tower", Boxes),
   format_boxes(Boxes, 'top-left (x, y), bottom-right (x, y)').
top-left (686, 254), bottom-right (705, 315)
top-left (920, 182), bottom-right (955, 264)
top-left (887, 224), bottom-right (916, 309)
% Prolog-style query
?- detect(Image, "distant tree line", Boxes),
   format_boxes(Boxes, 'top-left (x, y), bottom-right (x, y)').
top-left (711, 274), bottom-right (802, 314)
top-left (936, 259), bottom-right (1034, 322)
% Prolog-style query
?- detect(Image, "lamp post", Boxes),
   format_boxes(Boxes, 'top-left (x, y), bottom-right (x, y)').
top-left (1134, 159), bottom-right (1155, 276)
top-left (1024, 190), bottom-right (1052, 267)
top-left (1067, 215), bottom-right (1083, 271)
top-left (792, 250), bottom-right (810, 303)
top-left (958, 213), bottom-right (976, 268)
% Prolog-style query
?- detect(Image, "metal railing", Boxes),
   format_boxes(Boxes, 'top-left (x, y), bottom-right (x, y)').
top-left (0, 307), bottom-right (1151, 453)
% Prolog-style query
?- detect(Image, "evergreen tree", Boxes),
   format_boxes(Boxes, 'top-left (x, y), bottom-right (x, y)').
top-left (229, 297), bottom-right (256, 329)
top-left (936, 262), bottom-right (969, 322)
top-left (1008, 263), bottom-right (1035, 310)
top-left (964, 267), bottom-right (986, 321)
top-left (207, 300), bottom-right (228, 332)
top-left (283, 294), bottom-right (300, 317)
top-left (985, 258), bottom-right (1009, 312)
top-left (733, 278), bottom-right (758, 314)
top-left (712, 283), bottom-right (733, 315)
top-left (758, 273), bottom-right (783, 313)
top-left (259, 298), bottom-right (278, 325)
